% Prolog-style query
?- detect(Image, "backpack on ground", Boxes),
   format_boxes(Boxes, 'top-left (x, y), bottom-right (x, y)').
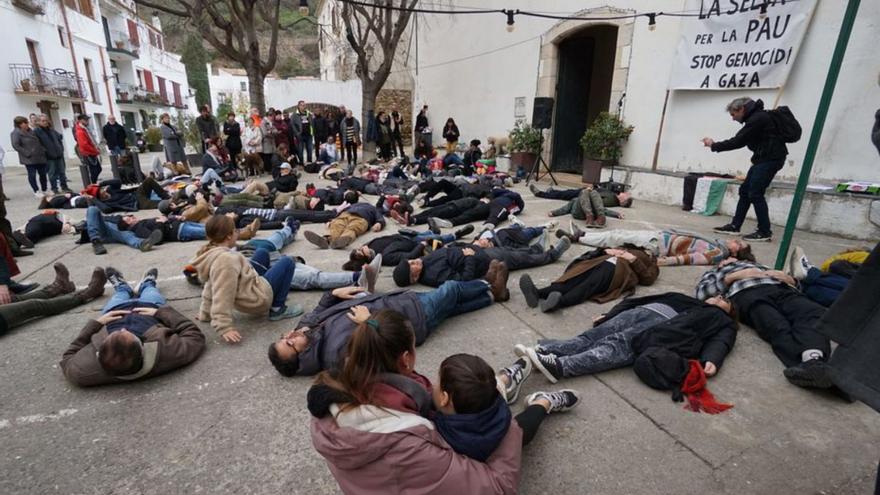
top-left (768, 106), bottom-right (802, 143)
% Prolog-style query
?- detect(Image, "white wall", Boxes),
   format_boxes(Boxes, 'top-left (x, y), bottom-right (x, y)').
top-left (265, 78), bottom-right (362, 117)
top-left (403, 0), bottom-right (880, 184)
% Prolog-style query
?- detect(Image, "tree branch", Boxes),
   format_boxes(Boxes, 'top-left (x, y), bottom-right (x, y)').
top-left (133, 0), bottom-right (190, 18)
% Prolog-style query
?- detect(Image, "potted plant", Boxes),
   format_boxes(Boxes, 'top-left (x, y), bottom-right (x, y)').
top-left (579, 112), bottom-right (634, 184)
top-left (508, 120), bottom-right (543, 174)
top-left (119, 90), bottom-right (129, 101)
top-left (144, 126), bottom-right (163, 152)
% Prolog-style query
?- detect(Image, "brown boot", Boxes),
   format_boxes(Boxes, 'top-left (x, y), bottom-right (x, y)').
top-left (74, 268), bottom-right (107, 303)
top-left (486, 260), bottom-right (510, 302)
top-left (238, 218), bottom-right (261, 240)
top-left (45, 263), bottom-right (77, 297)
top-left (593, 214), bottom-right (607, 228)
top-left (583, 213), bottom-right (594, 227)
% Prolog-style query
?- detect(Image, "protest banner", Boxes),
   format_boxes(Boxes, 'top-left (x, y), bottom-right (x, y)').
top-left (669, 0), bottom-right (818, 90)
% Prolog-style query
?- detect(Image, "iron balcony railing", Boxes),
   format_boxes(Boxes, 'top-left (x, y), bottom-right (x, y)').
top-left (10, 64), bottom-right (88, 100)
top-left (106, 29), bottom-right (139, 57)
top-left (116, 82), bottom-right (168, 106)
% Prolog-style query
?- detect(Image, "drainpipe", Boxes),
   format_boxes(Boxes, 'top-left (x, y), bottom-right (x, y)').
top-left (99, 47), bottom-right (115, 114)
top-left (774, 0), bottom-right (861, 269)
top-left (58, 0), bottom-right (86, 113)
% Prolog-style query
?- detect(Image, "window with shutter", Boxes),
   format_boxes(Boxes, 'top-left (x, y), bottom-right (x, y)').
top-left (127, 20), bottom-right (139, 46)
top-left (143, 70), bottom-right (154, 92)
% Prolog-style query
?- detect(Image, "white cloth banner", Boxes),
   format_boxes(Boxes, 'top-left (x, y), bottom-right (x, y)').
top-left (669, 0), bottom-right (817, 90)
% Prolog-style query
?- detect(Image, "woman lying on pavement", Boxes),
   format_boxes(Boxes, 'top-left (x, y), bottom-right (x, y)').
top-left (496, 292), bottom-right (736, 407)
top-left (307, 305), bottom-right (578, 495)
top-left (518, 246), bottom-right (658, 313)
top-left (342, 225), bottom-right (476, 271)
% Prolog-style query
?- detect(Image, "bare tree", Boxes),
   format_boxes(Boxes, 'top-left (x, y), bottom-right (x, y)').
top-left (134, 0), bottom-right (284, 112)
top-left (341, 0), bottom-right (418, 150)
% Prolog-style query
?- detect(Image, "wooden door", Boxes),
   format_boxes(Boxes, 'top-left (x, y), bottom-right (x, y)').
top-left (551, 36), bottom-right (594, 173)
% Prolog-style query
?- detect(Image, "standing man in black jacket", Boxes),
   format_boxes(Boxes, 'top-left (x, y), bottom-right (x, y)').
top-left (102, 115), bottom-right (128, 157)
top-left (702, 97), bottom-right (788, 242)
top-left (35, 115), bottom-right (70, 194)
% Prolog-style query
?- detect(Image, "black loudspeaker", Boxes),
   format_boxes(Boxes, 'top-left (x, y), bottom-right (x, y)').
top-left (532, 97), bottom-right (554, 129)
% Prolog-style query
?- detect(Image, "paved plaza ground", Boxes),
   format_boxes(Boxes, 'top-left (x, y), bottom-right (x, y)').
top-left (0, 163), bottom-right (878, 494)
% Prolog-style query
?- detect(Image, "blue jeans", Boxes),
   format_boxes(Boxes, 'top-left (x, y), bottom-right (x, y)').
top-left (443, 154), bottom-right (464, 167)
top-left (319, 149), bottom-right (336, 165)
top-left (416, 280), bottom-right (493, 331)
top-left (538, 308), bottom-right (667, 378)
top-left (201, 168), bottom-right (224, 186)
top-left (177, 221), bottom-right (207, 241)
top-left (802, 267), bottom-right (849, 307)
top-left (732, 159), bottom-right (784, 234)
top-left (109, 146), bottom-right (125, 157)
top-left (291, 263), bottom-right (355, 290)
top-left (249, 248), bottom-right (295, 309)
top-left (102, 280), bottom-right (166, 313)
top-left (413, 231), bottom-right (456, 243)
top-left (86, 206), bottom-right (143, 248)
top-left (47, 158), bottom-right (68, 191)
top-left (245, 222), bottom-right (298, 252)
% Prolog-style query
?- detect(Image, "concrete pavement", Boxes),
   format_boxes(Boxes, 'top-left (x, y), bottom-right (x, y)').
top-left (0, 165), bottom-right (877, 494)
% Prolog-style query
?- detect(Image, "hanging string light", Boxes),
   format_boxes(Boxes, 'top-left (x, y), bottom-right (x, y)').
top-left (503, 9), bottom-right (518, 33)
top-left (647, 12), bottom-right (657, 31)
top-left (299, 0), bottom-right (310, 16)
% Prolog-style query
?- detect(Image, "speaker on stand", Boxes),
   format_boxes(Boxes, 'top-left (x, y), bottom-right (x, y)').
top-left (526, 97), bottom-right (558, 185)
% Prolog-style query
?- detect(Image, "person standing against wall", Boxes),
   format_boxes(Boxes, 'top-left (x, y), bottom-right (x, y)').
top-left (391, 110), bottom-right (405, 158)
top-left (35, 115), bottom-right (70, 194)
top-left (415, 105), bottom-right (429, 146)
top-left (702, 97), bottom-right (788, 242)
top-left (10, 116), bottom-right (48, 196)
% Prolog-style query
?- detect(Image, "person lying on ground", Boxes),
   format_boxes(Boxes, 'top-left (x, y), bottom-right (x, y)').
top-left (202, 142), bottom-right (239, 182)
top-left (498, 292), bottom-right (736, 399)
top-left (519, 246), bottom-right (658, 313)
top-left (216, 204), bottom-right (336, 228)
top-left (274, 190), bottom-right (325, 211)
top-left (307, 308), bottom-right (577, 494)
top-left (417, 177), bottom-right (492, 208)
top-left (117, 212), bottom-right (260, 243)
top-left (60, 267), bottom-right (206, 387)
top-left (184, 218), bottom-right (382, 293)
top-left (818, 247), bottom-right (871, 274)
top-left (420, 188), bottom-right (524, 232)
top-left (218, 180), bottom-right (271, 208)
top-left (190, 215), bottom-right (303, 343)
top-left (343, 225), bottom-right (475, 270)
top-left (71, 177), bottom-right (171, 213)
top-left (158, 192), bottom-right (214, 224)
top-left (783, 246), bottom-right (854, 308)
top-left (530, 183), bottom-right (633, 208)
top-left (11, 210), bottom-right (77, 248)
top-left (473, 221), bottom-right (558, 250)
top-left (38, 191), bottom-right (94, 209)
top-left (1, 264), bottom-right (105, 338)
top-left (268, 273), bottom-right (509, 376)
top-left (303, 201), bottom-right (386, 250)
top-left (695, 258), bottom-right (832, 389)
top-left (392, 239), bottom-right (571, 291)
top-left (84, 206), bottom-right (164, 255)
top-left (545, 187), bottom-right (625, 228)
top-left (556, 226), bottom-right (754, 266)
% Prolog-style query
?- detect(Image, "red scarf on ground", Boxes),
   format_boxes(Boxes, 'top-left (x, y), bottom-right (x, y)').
top-left (681, 360), bottom-right (733, 414)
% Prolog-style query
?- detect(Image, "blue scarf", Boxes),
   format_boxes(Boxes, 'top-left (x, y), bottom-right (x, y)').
top-left (433, 395), bottom-right (512, 462)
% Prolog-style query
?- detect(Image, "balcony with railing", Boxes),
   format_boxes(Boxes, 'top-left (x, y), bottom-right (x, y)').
top-left (10, 64), bottom-right (88, 101)
top-left (11, 0), bottom-right (46, 14)
top-left (116, 82), bottom-right (168, 106)
top-left (105, 29), bottom-right (139, 60)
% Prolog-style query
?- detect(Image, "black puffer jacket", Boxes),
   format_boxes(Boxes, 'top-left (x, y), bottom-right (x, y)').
top-left (368, 234), bottom-right (425, 266)
top-left (711, 99), bottom-right (787, 164)
top-left (419, 246), bottom-right (491, 287)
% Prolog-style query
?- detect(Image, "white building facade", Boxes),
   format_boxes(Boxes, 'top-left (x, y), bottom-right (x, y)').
top-left (1, 0), bottom-right (194, 163)
top-left (317, 0), bottom-right (880, 239)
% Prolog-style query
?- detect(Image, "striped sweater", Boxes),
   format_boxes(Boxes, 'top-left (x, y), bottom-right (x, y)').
top-left (658, 231), bottom-right (729, 266)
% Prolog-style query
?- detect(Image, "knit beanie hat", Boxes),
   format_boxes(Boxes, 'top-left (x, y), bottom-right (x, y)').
top-left (393, 260), bottom-right (412, 287)
top-left (633, 347), bottom-right (733, 415)
top-left (157, 199), bottom-right (172, 215)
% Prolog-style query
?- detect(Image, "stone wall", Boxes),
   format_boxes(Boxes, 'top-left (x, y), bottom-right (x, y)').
top-left (376, 89), bottom-right (413, 145)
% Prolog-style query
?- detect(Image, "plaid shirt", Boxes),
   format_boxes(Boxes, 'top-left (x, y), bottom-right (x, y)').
top-left (695, 261), bottom-right (782, 300)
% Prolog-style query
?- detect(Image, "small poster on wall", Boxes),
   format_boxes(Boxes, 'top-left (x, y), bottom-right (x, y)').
top-left (669, 0), bottom-right (818, 90)
top-left (514, 97), bottom-right (526, 118)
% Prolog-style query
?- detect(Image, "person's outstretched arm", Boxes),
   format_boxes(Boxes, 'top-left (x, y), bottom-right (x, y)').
top-left (700, 317), bottom-right (737, 372)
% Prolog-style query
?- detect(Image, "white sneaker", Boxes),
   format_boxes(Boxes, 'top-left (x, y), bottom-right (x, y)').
top-left (788, 246), bottom-right (811, 281)
top-left (509, 214), bottom-right (526, 228)
top-left (34, 191), bottom-right (45, 198)
top-left (543, 220), bottom-right (558, 233)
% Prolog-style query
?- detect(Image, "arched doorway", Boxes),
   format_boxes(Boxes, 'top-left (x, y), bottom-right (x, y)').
top-left (535, 8), bottom-right (634, 173)
top-left (551, 25), bottom-right (618, 172)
